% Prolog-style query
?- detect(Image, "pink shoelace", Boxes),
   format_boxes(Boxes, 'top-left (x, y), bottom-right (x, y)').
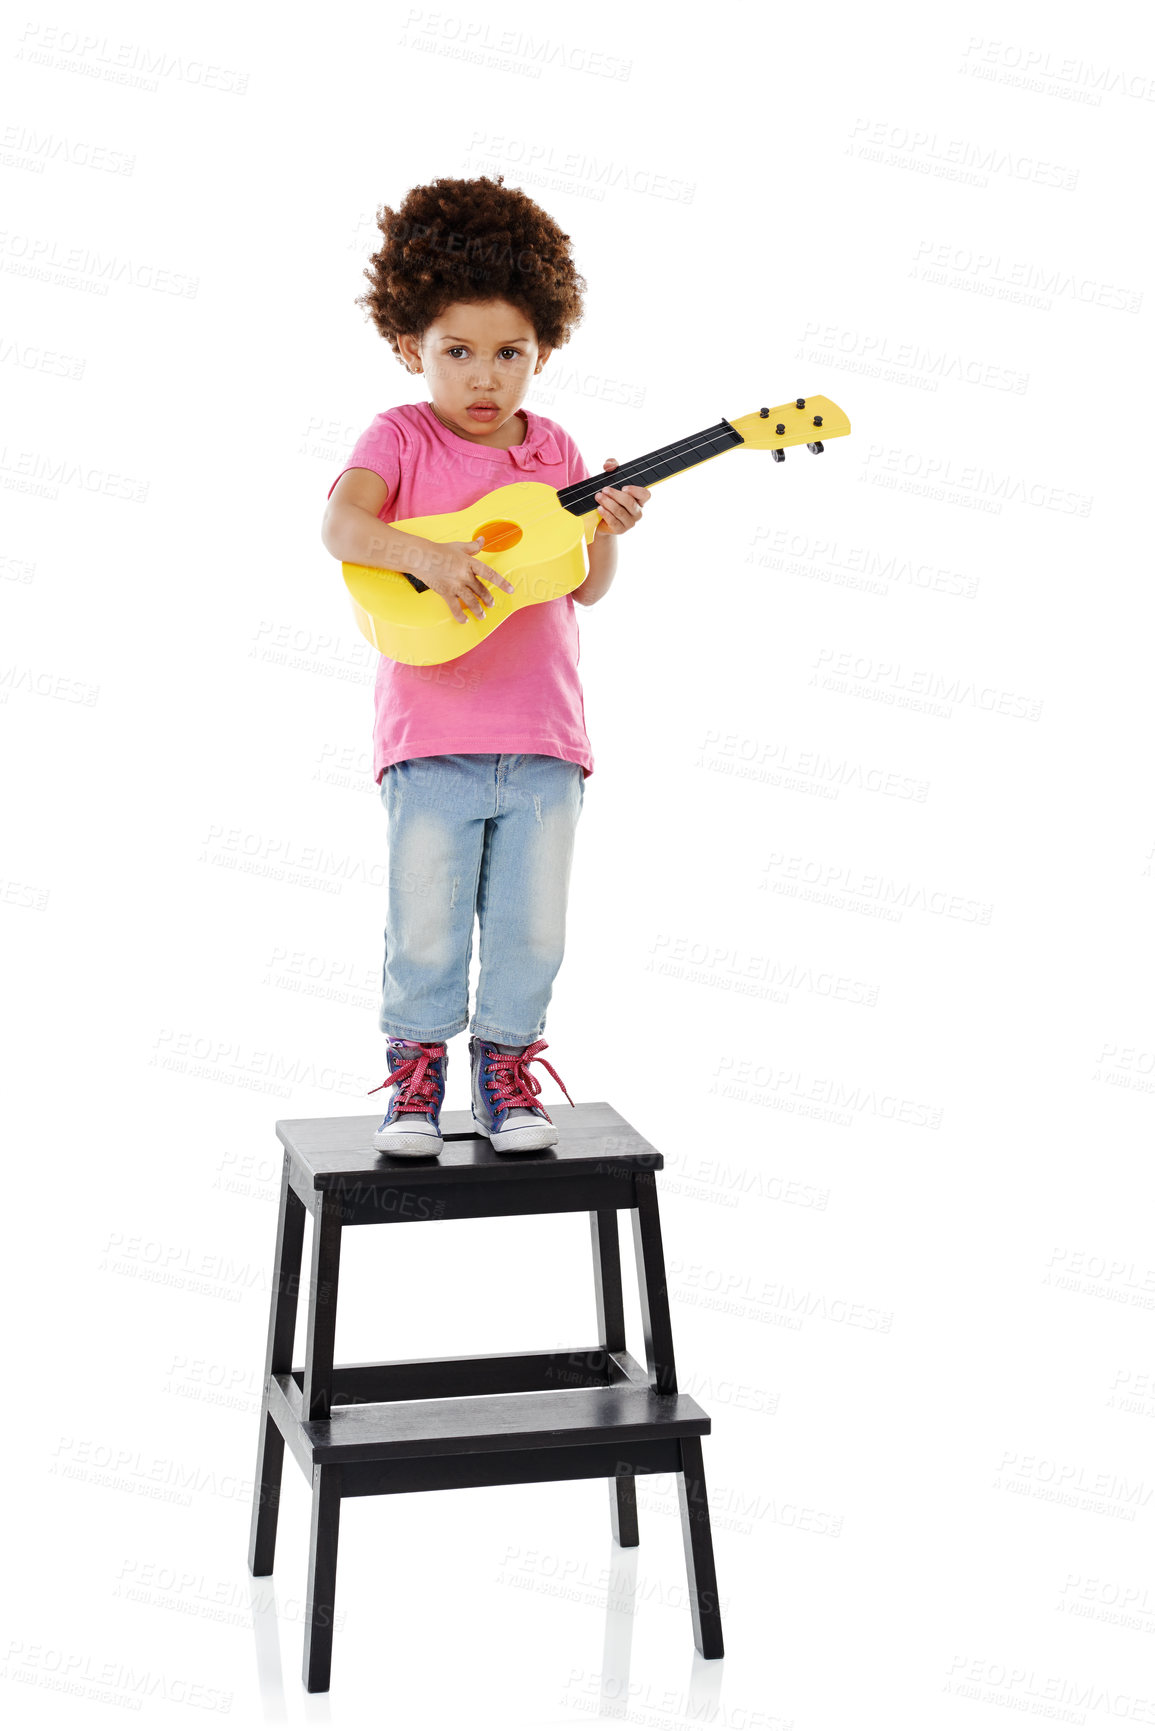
top-left (368, 1041), bottom-right (447, 1113)
top-left (484, 1040), bottom-right (575, 1113)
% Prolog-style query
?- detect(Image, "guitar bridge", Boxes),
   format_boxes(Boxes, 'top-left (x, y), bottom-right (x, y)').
top-left (403, 572), bottom-right (429, 594)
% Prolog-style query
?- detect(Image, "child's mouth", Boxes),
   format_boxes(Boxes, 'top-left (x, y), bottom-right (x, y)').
top-left (467, 405), bottom-right (499, 421)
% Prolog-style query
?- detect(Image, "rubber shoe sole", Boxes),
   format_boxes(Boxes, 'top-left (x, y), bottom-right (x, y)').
top-left (373, 1117), bottom-right (443, 1156)
top-left (470, 1111), bottom-right (557, 1153)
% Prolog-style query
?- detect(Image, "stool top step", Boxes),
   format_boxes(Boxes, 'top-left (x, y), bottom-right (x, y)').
top-left (275, 1100), bottom-right (661, 1190)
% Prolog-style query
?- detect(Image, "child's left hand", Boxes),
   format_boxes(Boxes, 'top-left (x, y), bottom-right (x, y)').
top-left (593, 458), bottom-right (650, 534)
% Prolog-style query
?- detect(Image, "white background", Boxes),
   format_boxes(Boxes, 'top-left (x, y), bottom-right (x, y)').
top-left (4, 0), bottom-right (1154, 1723)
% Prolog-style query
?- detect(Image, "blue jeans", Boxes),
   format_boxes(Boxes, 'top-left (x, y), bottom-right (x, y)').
top-left (377, 753), bottom-right (585, 1045)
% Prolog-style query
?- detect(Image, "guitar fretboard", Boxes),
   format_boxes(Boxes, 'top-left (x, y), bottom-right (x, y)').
top-left (556, 418), bottom-right (744, 517)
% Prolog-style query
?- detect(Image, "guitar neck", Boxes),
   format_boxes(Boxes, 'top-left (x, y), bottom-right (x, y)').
top-left (556, 418), bottom-right (744, 518)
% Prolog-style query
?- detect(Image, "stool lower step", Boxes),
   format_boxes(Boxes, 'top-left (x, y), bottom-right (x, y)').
top-left (276, 1371), bottom-right (710, 1463)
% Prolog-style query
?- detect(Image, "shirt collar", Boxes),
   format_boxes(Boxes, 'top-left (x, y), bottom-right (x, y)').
top-left (418, 402), bottom-right (562, 471)
top-left (508, 412), bottom-right (563, 471)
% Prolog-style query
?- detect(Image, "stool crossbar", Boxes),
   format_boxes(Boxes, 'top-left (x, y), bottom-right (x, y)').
top-left (246, 1101), bottom-right (724, 1692)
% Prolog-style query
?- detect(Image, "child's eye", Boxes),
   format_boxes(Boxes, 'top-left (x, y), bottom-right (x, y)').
top-left (446, 347), bottom-right (523, 360)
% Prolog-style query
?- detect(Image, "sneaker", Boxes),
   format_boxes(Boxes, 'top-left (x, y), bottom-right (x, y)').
top-left (369, 1038), bottom-right (448, 1156)
top-left (469, 1036), bottom-right (575, 1152)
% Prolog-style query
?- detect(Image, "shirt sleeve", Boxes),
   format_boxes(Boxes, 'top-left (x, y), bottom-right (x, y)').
top-left (565, 433), bottom-right (592, 489)
top-left (327, 414), bottom-right (402, 516)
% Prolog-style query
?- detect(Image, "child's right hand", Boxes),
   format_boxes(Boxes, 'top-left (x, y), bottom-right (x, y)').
top-left (421, 537), bottom-right (515, 625)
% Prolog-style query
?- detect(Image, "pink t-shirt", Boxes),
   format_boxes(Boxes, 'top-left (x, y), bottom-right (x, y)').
top-left (328, 400), bottom-right (596, 784)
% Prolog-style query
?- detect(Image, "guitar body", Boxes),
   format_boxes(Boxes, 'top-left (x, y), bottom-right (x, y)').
top-left (343, 480), bottom-right (598, 666)
top-left (340, 396), bottom-right (850, 667)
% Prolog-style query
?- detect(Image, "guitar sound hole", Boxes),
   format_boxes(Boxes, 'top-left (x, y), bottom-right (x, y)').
top-left (472, 518), bottom-right (522, 553)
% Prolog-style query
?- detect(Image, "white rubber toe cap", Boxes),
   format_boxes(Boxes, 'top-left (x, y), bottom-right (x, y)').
top-left (373, 1122), bottom-right (443, 1156)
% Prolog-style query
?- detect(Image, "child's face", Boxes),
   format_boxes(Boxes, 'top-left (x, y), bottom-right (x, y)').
top-left (401, 299), bottom-right (552, 444)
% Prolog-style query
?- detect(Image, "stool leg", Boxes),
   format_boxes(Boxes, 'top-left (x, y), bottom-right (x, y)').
top-left (631, 1172), bottom-right (678, 1396)
top-left (589, 1210), bottom-right (639, 1546)
top-left (248, 1155), bottom-right (306, 1576)
top-left (303, 1464), bottom-right (342, 1692)
top-left (677, 1437), bottom-right (724, 1658)
top-left (607, 1465), bottom-right (639, 1547)
top-left (302, 1192), bottom-right (344, 1421)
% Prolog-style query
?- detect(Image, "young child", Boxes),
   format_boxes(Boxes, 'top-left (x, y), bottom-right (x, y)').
top-left (322, 174), bottom-right (650, 1158)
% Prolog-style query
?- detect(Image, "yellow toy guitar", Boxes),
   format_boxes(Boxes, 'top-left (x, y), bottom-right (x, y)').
top-left (341, 394), bottom-right (850, 666)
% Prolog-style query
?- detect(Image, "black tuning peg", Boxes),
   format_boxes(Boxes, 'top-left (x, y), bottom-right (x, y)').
top-left (775, 423), bottom-right (785, 435)
top-left (759, 407), bottom-right (769, 418)
top-left (796, 398), bottom-right (805, 409)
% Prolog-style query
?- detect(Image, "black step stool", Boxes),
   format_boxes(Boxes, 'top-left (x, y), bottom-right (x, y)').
top-left (246, 1100), bottom-right (724, 1692)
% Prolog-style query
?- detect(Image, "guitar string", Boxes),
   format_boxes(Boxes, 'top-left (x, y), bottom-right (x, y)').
top-left (558, 420), bottom-right (745, 513)
top-left (555, 406), bottom-right (828, 514)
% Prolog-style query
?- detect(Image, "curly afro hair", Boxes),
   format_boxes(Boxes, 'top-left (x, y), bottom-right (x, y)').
top-left (355, 173), bottom-right (586, 364)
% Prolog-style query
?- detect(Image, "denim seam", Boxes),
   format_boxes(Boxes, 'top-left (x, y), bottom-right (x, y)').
top-left (472, 811), bottom-right (495, 1030)
top-left (472, 1030), bottom-right (543, 1045)
top-left (380, 1016), bottom-right (468, 1040)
